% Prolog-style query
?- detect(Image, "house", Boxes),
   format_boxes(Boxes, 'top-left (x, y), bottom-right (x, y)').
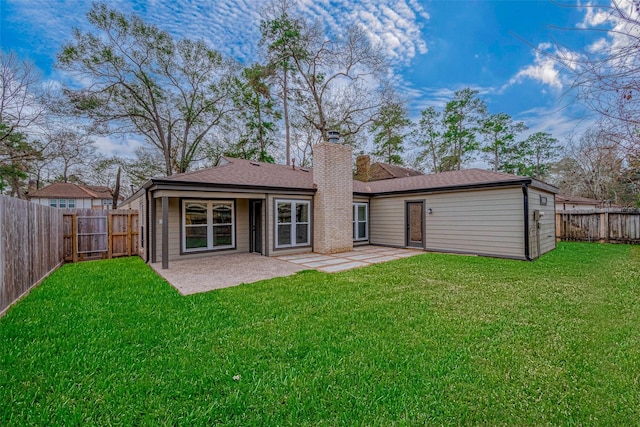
top-left (27, 182), bottom-right (117, 209)
top-left (354, 155), bottom-right (423, 182)
top-left (555, 194), bottom-right (614, 211)
top-left (120, 139), bottom-right (558, 270)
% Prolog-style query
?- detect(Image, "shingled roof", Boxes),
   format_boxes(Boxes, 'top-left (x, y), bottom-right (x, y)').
top-left (369, 162), bottom-right (423, 181)
top-left (359, 168), bottom-right (557, 194)
top-left (151, 157), bottom-right (557, 195)
top-left (27, 182), bottom-right (114, 199)
top-left (159, 157), bottom-right (315, 190)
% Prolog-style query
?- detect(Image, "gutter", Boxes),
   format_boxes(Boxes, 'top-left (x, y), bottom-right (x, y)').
top-left (522, 183), bottom-right (532, 261)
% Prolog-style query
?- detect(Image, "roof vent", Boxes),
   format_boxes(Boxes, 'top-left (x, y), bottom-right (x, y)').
top-left (327, 130), bottom-right (340, 143)
top-left (250, 162), bottom-right (260, 166)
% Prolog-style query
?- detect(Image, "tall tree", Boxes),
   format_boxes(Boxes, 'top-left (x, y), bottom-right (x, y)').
top-left (371, 101), bottom-right (410, 165)
top-left (0, 51), bottom-right (49, 196)
top-left (284, 19), bottom-right (388, 143)
top-left (479, 112), bottom-right (527, 172)
top-left (44, 128), bottom-right (96, 183)
top-left (507, 131), bottom-right (559, 179)
top-left (0, 123), bottom-right (40, 196)
top-left (260, 0), bottom-right (300, 164)
top-left (442, 88), bottom-right (486, 170)
top-left (0, 51), bottom-right (47, 145)
top-left (551, 127), bottom-right (630, 203)
top-left (230, 64), bottom-right (280, 162)
top-left (563, 1), bottom-right (640, 157)
top-left (412, 106), bottom-right (453, 173)
top-left (57, 3), bottom-right (237, 176)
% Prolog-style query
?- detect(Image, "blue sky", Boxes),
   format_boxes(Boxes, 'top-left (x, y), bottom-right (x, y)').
top-left (0, 0), bottom-right (613, 158)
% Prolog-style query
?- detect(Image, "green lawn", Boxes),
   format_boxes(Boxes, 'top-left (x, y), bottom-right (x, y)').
top-left (1, 242), bottom-right (639, 425)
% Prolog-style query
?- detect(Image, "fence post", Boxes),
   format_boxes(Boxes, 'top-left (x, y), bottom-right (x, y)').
top-left (604, 210), bottom-right (609, 243)
top-left (127, 213), bottom-right (133, 257)
top-left (72, 214), bottom-right (78, 263)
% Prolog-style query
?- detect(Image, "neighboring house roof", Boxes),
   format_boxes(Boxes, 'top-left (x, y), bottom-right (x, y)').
top-left (369, 163), bottom-right (423, 181)
top-left (148, 157), bottom-right (558, 195)
top-left (555, 194), bottom-right (600, 205)
top-left (555, 194), bottom-right (619, 208)
top-left (27, 182), bottom-right (114, 200)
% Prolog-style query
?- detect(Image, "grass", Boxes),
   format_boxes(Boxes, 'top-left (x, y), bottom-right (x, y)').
top-left (1, 242), bottom-right (639, 425)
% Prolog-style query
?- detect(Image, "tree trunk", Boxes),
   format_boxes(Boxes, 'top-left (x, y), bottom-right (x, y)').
top-left (284, 69), bottom-right (291, 165)
top-left (112, 167), bottom-right (121, 209)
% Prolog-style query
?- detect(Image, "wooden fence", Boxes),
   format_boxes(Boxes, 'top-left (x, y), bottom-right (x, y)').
top-left (556, 208), bottom-right (640, 243)
top-left (0, 195), bottom-right (64, 315)
top-left (0, 199), bottom-right (140, 316)
top-left (62, 209), bottom-right (139, 262)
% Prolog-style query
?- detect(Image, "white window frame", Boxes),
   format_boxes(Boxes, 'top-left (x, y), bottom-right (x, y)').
top-left (59, 198), bottom-right (67, 208)
top-left (353, 202), bottom-right (368, 241)
top-left (182, 200), bottom-right (235, 253)
top-left (68, 198), bottom-right (76, 208)
top-left (49, 199), bottom-right (57, 207)
top-left (275, 199), bottom-right (310, 249)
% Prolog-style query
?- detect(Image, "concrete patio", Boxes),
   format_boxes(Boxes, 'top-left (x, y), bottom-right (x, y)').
top-left (276, 245), bottom-right (422, 273)
top-left (151, 246), bottom-right (423, 295)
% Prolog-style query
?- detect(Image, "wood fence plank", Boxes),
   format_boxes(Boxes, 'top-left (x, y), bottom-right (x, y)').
top-left (0, 196), bottom-right (64, 315)
top-left (556, 208), bottom-right (640, 243)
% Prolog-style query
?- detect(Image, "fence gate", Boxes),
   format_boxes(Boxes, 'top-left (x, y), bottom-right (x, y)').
top-left (63, 209), bottom-right (139, 262)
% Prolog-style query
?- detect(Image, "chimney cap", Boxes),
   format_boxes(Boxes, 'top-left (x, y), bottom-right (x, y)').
top-left (327, 130), bottom-right (340, 143)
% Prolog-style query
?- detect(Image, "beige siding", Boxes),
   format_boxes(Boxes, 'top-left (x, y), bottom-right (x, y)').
top-left (155, 197), bottom-right (251, 262)
top-left (528, 188), bottom-right (556, 257)
top-left (370, 187), bottom-right (527, 259)
top-left (370, 196), bottom-right (407, 247)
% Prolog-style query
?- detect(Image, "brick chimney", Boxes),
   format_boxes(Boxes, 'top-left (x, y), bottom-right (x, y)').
top-left (313, 132), bottom-right (353, 254)
top-left (355, 155), bottom-right (371, 182)
top-left (27, 180), bottom-right (37, 196)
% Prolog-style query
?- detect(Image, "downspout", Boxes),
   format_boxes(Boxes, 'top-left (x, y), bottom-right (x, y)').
top-left (522, 183), bottom-right (532, 261)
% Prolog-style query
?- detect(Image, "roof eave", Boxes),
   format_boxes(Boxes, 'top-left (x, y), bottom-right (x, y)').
top-left (149, 178), bottom-right (316, 194)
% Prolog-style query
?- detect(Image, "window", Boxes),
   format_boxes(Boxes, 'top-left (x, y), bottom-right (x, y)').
top-left (182, 200), bottom-right (235, 252)
top-left (275, 200), bottom-right (310, 248)
top-left (49, 199), bottom-right (57, 207)
top-left (68, 199), bottom-right (76, 208)
top-left (59, 198), bottom-right (67, 208)
top-left (353, 203), bottom-right (368, 241)
top-left (103, 199), bottom-right (113, 205)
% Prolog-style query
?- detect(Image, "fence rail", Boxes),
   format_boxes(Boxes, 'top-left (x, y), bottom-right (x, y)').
top-left (556, 208), bottom-right (640, 244)
top-left (0, 196), bottom-right (64, 315)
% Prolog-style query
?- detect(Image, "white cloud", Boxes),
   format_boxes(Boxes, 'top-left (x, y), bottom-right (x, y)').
top-left (508, 43), bottom-right (581, 90)
top-left (516, 105), bottom-right (596, 144)
top-left (578, 3), bottom-right (612, 29)
top-left (6, 0), bottom-right (429, 67)
top-left (93, 136), bottom-right (143, 159)
top-left (587, 37), bottom-right (610, 53)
